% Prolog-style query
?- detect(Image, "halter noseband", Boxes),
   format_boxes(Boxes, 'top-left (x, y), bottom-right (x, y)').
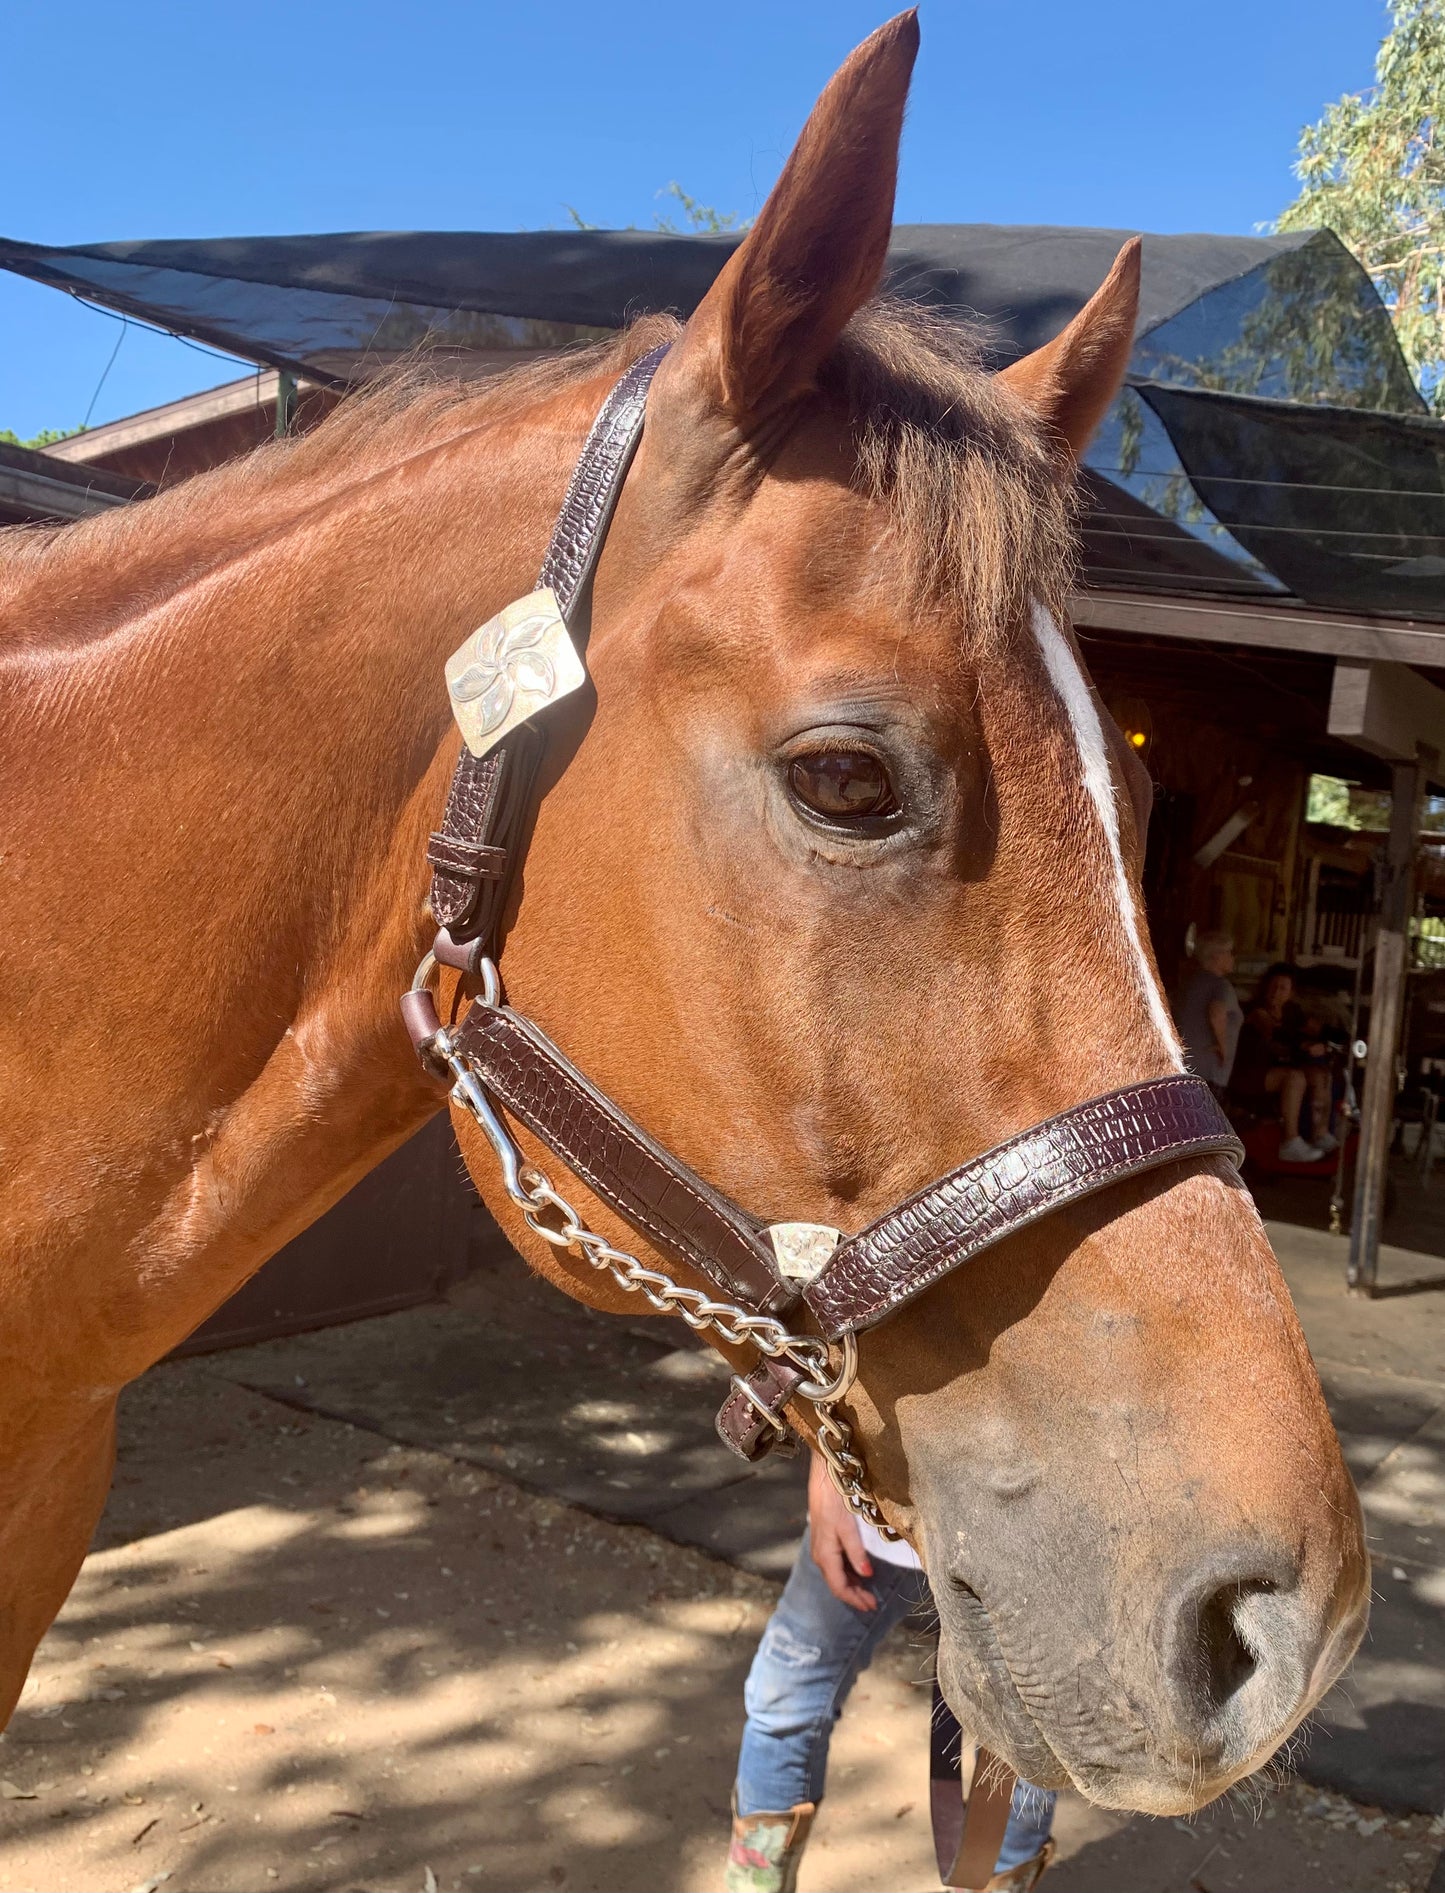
top-left (401, 346), bottom-right (1242, 1498)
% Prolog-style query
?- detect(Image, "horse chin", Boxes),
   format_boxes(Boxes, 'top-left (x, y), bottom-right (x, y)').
top-left (934, 1644), bottom-right (1256, 1816)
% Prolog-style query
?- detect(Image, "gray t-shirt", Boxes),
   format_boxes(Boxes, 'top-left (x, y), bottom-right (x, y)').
top-left (1177, 968), bottom-right (1243, 1088)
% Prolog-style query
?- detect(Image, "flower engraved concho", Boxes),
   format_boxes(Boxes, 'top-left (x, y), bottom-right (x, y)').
top-left (444, 587), bottom-right (587, 759)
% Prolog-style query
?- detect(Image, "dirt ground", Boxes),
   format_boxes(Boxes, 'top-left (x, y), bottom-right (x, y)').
top-left (0, 1357), bottom-right (1441, 1893)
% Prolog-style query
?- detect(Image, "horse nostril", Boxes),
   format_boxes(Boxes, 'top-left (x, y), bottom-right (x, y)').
top-left (1196, 1579), bottom-right (1266, 1709)
top-left (1165, 1559), bottom-right (1292, 1730)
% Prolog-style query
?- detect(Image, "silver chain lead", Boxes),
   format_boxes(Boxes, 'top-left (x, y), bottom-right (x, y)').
top-left (415, 970), bottom-right (897, 1537)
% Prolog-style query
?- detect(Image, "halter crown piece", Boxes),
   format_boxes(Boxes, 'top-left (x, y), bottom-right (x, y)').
top-left (401, 345), bottom-right (1243, 1477)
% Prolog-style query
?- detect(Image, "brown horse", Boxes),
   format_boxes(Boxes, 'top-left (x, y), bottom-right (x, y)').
top-left (0, 13), bottom-right (1364, 1818)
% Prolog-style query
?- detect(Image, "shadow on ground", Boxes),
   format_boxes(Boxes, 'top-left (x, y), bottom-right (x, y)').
top-left (0, 1363), bottom-right (797, 1893)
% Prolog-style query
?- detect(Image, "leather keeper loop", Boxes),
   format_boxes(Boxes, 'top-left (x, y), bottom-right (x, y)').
top-left (400, 987), bottom-right (442, 1051)
top-left (425, 834), bottom-right (508, 883)
top-left (433, 927), bottom-right (491, 976)
top-left (400, 989), bottom-right (453, 1084)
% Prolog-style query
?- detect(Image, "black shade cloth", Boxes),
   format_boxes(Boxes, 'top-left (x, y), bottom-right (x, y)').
top-left (0, 223), bottom-right (1410, 387)
top-left (1078, 468), bottom-right (1280, 600)
top-left (1138, 383), bottom-right (1445, 618)
top-left (1, 221), bottom-right (1437, 618)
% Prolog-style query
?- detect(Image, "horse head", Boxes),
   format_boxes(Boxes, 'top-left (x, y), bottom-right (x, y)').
top-left (445, 12), bottom-right (1367, 1815)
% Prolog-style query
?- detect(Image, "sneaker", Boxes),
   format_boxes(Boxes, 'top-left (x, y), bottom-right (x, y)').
top-left (1314, 1130), bottom-right (1341, 1154)
top-left (1279, 1135), bottom-right (1324, 1164)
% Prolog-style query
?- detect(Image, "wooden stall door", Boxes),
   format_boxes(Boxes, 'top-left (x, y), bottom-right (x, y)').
top-left (173, 1116), bottom-right (479, 1355)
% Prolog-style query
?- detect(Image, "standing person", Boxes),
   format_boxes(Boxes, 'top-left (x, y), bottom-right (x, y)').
top-left (725, 1453), bottom-right (1056, 1893)
top-left (1175, 929), bottom-right (1243, 1096)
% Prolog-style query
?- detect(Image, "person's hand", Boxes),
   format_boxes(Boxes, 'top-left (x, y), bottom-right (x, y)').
top-left (807, 1450), bottom-right (877, 1611)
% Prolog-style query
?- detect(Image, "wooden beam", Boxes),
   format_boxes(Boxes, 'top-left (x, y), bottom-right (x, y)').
top-left (1073, 588), bottom-right (1445, 670)
top-left (1328, 662), bottom-right (1445, 784)
top-left (0, 461), bottom-right (133, 522)
top-left (1349, 749), bottom-right (1433, 1294)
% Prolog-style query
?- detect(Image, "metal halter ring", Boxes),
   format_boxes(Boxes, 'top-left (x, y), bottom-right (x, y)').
top-left (411, 949), bottom-right (500, 1009)
top-left (795, 1330), bottom-right (858, 1403)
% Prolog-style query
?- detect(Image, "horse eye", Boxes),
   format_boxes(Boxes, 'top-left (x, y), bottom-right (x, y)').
top-left (788, 751), bottom-right (898, 820)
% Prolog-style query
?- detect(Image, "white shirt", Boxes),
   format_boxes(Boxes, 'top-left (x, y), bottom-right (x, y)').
top-left (859, 1515), bottom-right (923, 1570)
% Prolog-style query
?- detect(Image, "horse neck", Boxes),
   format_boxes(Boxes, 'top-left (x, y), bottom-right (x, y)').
top-left (2, 367), bottom-right (613, 1367)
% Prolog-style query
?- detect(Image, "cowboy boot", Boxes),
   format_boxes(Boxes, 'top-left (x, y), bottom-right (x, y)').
top-left (723, 1797), bottom-right (816, 1893)
top-left (977, 1837), bottom-right (1056, 1892)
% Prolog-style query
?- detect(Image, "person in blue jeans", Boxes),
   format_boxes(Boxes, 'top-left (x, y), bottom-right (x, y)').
top-left (726, 1452), bottom-right (1056, 1893)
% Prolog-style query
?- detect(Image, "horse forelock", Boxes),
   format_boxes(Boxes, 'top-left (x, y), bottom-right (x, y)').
top-left (824, 300), bottom-right (1077, 646)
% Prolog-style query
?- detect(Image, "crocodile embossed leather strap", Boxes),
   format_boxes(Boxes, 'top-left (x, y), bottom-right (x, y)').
top-left (449, 996), bottom-right (1243, 1338)
top-left (805, 1074), bottom-right (1244, 1339)
top-left (451, 999), bottom-right (793, 1315)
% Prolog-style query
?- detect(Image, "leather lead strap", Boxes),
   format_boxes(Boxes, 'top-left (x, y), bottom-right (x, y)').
top-left (930, 1681), bottom-right (1016, 1890)
top-left (428, 342), bottom-right (671, 948)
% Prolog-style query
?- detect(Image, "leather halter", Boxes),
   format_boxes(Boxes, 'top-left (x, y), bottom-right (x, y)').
top-left (403, 345), bottom-right (1243, 1425)
top-left (402, 345), bottom-right (1243, 1892)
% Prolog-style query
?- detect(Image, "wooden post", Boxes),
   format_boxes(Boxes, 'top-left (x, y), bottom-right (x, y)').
top-left (1348, 748), bottom-right (1432, 1292)
top-left (274, 369), bottom-right (297, 439)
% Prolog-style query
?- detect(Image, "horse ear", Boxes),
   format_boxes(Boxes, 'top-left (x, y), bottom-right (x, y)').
top-left (676, 12), bottom-right (919, 422)
top-left (998, 238), bottom-right (1143, 456)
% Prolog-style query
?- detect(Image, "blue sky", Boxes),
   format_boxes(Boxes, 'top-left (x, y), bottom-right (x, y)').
top-left (2, 0), bottom-right (1387, 439)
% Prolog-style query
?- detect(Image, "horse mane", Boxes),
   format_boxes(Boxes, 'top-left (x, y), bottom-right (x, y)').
top-left (0, 320), bottom-right (675, 651)
top-left (0, 304), bottom-right (1072, 649)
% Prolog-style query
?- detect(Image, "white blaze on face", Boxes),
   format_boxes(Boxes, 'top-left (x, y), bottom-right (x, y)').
top-left (1030, 600), bottom-right (1185, 1070)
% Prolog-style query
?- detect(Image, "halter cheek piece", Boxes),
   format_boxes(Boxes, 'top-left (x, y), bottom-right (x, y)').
top-left (402, 343), bottom-right (1243, 1487)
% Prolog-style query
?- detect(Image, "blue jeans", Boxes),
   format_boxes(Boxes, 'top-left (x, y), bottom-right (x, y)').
top-left (736, 1528), bottom-right (1055, 1877)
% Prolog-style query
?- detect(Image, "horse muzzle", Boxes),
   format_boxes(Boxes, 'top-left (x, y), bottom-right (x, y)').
top-left (932, 1523), bottom-right (1370, 1814)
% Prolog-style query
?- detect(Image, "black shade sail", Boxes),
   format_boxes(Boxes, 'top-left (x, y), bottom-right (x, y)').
top-left (1, 222), bottom-right (1438, 619)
